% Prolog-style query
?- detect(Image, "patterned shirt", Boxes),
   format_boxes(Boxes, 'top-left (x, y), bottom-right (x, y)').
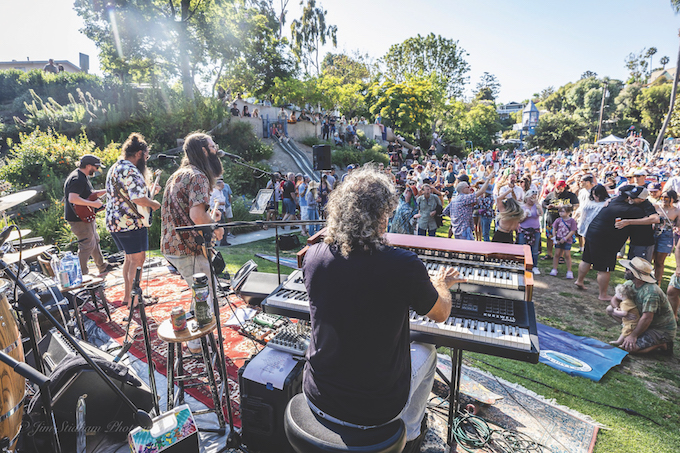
top-left (446, 193), bottom-right (477, 238)
top-left (105, 159), bottom-right (148, 233)
top-left (623, 280), bottom-right (677, 336)
top-left (161, 165), bottom-right (211, 256)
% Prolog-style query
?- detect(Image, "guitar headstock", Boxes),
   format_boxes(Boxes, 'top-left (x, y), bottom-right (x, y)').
top-left (153, 169), bottom-right (162, 178)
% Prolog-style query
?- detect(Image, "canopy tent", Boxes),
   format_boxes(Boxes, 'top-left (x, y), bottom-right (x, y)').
top-left (596, 134), bottom-right (624, 144)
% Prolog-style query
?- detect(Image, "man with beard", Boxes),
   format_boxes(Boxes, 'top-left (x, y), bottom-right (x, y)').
top-left (160, 132), bottom-right (224, 288)
top-left (106, 133), bottom-right (161, 308)
top-left (64, 154), bottom-right (113, 277)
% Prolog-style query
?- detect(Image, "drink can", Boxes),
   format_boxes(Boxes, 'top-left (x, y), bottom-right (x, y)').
top-left (171, 306), bottom-right (187, 331)
top-left (59, 271), bottom-right (70, 288)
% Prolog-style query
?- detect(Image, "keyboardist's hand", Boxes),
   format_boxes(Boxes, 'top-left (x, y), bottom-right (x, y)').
top-left (434, 266), bottom-right (466, 288)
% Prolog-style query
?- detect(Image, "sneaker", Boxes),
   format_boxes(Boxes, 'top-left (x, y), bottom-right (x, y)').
top-left (96, 263), bottom-right (115, 278)
top-left (549, 269), bottom-right (558, 276)
top-left (565, 271), bottom-right (574, 279)
top-left (227, 233), bottom-right (236, 238)
top-left (532, 267), bottom-right (541, 275)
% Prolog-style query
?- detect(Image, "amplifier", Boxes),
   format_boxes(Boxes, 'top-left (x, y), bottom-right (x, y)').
top-left (239, 348), bottom-right (304, 453)
top-left (239, 272), bottom-right (282, 306)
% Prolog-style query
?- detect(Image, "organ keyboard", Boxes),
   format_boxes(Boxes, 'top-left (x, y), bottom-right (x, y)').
top-left (262, 270), bottom-right (539, 363)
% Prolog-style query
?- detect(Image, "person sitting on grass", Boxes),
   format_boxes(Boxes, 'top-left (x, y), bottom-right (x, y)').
top-left (550, 206), bottom-right (577, 279)
top-left (607, 257), bottom-right (676, 354)
top-left (609, 283), bottom-right (640, 346)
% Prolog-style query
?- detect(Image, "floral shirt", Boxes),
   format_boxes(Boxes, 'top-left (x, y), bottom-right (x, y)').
top-left (161, 165), bottom-right (211, 256)
top-left (105, 159), bottom-right (148, 233)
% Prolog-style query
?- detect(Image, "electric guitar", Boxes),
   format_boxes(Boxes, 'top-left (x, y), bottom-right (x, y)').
top-left (73, 193), bottom-right (105, 223)
top-left (139, 169), bottom-right (162, 228)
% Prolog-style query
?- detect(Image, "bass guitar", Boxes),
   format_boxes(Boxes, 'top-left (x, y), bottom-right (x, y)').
top-left (139, 169), bottom-right (162, 228)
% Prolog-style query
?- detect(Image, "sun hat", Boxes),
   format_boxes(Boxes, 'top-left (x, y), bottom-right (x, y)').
top-left (619, 257), bottom-right (656, 283)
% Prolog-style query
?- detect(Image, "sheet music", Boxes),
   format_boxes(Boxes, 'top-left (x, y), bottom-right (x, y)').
top-left (242, 346), bottom-right (299, 390)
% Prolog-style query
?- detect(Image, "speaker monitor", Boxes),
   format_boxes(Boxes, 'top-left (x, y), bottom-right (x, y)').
top-left (313, 144), bottom-right (331, 171)
top-left (27, 329), bottom-right (155, 434)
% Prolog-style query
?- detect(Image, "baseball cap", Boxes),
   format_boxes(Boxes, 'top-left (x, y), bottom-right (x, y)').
top-left (555, 180), bottom-right (567, 189)
top-left (648, 182), bottom-right (662, 191)
top-left (80, 154), bottom-right (104, 168)
top-left (346, 164), bottom-right (355, 170)
top-left (623, 186), bottom-right (649, 200)
top-left (633, 169), bottom-right (646, 176)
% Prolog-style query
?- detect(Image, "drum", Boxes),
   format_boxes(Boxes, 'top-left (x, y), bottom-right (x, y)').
top-left (0, 279), bottom-right (25, 451)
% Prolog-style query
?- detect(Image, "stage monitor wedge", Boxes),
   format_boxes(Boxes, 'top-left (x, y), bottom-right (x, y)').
top-left (313, 145), bottom-right (332, 171)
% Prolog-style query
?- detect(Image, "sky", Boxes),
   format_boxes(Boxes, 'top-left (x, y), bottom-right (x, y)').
top-left (2, 0), bottom-right (680, 103)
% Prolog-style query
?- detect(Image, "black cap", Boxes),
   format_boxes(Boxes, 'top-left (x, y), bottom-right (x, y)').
top-left (80, 154), bottom-right (104, 168)
top-left (623, 185), bottom-right (649, 200)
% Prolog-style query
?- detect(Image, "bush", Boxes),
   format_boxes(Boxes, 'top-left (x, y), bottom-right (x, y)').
top-left (215, 121), bottom-right (273, 162)
top-left (221, 159), bottom-right (272, 198)
top-left (25, 199), bottom-right (73, 248)
top-left (331, 147), bottom-right (389, 169)
top-left (0, 129), bottom-right (100, 189)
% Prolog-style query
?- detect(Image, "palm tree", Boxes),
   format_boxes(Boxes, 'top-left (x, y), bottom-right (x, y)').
top-left (661, 55), bottom-right (670, 69)
top-left (652, 2), bottom-right (680, 154)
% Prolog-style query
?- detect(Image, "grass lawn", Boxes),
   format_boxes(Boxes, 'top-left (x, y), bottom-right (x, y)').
top-left (174, 220), bottom-right (679, 453)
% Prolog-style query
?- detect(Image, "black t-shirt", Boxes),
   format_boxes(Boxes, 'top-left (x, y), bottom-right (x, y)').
top-left (282, 180), bottom-right (296, 199)
top-left (63, 169), bottom-right (93, 222)
top-left (230, 107), bottom-right (240, 116)
top-left (585, 196), bottom-right (646, 251)
top-left (302, 242), bottom-right (438, 426)
top-left (628, 199), bottom-right (657, 246)
top-left (543, 189), bottom-right (579, 221)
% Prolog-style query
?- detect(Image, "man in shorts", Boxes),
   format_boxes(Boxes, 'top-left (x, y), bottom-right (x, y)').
top-left (105, 133), bottom-right (161, 308)
top-left (607, 257), bottom-right (676, 354)
top-left (281, 172), bottom-right (298, 226)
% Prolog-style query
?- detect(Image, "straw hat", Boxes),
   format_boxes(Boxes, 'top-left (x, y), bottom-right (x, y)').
top-left (619, 257), bottom-right (656, 283)
top-left (308, 181), bottom-right (320, 190)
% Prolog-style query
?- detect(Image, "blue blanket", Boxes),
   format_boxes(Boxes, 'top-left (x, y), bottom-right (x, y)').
top-left (538, 323), bottom-right (628, 382)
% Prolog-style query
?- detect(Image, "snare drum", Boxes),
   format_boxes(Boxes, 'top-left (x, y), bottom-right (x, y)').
top-left (0, 279), bottom-right (25, 451)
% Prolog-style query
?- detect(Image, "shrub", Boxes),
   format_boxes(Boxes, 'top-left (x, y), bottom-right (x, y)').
top-left (331, 147), bottom-right (389, 169)
top-left (221, 160), bottom-right (272, 198)
top-left (0, 129), bottom-right (99, 189)
top-left (215, 121), bottom-right (273, 162)
top-left (25, 199), bottom-right (73, 248)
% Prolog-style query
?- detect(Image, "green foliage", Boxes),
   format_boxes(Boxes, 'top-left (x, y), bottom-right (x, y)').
top-left (474, 72), bottom-right (501, 101)
top-left (526, 112), bottom-right (586, 150)
top-left (636, 83), bottom-right (672, 137)
top-left (0, 69), bottom-right (112, 106)
top-left (290, 0), bottom-right (338, 75)
top-left (215, 120), bottom-right (273, 162)
top-left (25, 199), bottom-right (73, 248)
top-left (382, 33), bottom-right (470, 99)
top-left (0, 129), bottom-right (99, 188)
top-left (440, 101), bottom-right (501, 153)
top-left (267, 76), bottom-right (323, 109)
top-left (331, 147), bottom-right (388, 169)
top-left (321, 52), bottom-right (370, 84)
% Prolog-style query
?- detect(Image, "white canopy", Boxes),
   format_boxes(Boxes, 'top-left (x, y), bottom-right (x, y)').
top-left (596, 134), bottom-right (624, 144)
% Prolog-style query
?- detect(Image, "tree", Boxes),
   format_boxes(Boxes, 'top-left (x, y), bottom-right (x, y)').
top-left (637, 84), bottom-right (672, 139)
top-left (652, 1), bottom-right (680, 153)
top-left (661, 55), bottom-right (670, 69)
top-left (581, 71), bottom-right (598, 79)
top-left (382, 33), bottom-right (470, 99)
top-left (646, 47), bottom-right (658, 74)
top-left (474, 72), bottom-right (501, 101)
top-left (321, 52), bottom-right (370, 84)
top-left (625, 48), bottom-right (651, 83)
top-left (290, 0), bottom-right (338, 75)
top-left (526, 112), bottom-right (586, 150)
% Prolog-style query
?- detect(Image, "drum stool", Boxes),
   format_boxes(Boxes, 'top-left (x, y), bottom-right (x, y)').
top-left (157, 317), bottom-right (226, 434)
top-left (284, 393), bottom-right (406, 453)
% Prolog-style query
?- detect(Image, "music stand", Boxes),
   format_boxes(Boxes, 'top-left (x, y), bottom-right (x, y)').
top-left (249, 189), bottom-right (274, 215)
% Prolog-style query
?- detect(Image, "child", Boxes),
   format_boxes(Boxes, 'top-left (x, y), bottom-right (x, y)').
top-left (609, 284), bottom-right (640, 345)
top-left (550, 206), bottom-right (577, 278)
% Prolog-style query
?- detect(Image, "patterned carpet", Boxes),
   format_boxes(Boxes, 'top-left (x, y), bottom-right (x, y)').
top-left (85, 271), bottom-right (261, 428)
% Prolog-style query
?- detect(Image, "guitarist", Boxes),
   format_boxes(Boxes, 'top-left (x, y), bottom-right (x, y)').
top-left (105, 133), bottom-right (162, 309)
top-left (64, 154), bottom-right (112, 277)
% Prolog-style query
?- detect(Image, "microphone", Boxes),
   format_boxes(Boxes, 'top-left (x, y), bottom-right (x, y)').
top-left (0, 226), bottom-right (13, 248)
top-left (217, 150), bottom-right (242, 160)
top-left (157, 154), bottom-right (177, 160)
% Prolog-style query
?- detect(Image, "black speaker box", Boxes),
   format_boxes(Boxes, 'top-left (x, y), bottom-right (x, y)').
top-left (313, 144), bottom-right (332, 171)
top-left (239, 349), bottom-right (304, 453)
top-left (26, 329), bottom-right (155, 433)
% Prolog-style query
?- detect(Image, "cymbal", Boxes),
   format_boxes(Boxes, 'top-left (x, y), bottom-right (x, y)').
top-left (2, 245), bottom-right (54, 265)
top-left (7, 229), bottom-right (32, 243)
top-left (0, 190), bottom-right (38, 212)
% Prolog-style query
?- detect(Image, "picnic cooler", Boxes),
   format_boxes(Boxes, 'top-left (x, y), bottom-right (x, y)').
top-left (128, 404), bottom-right (199, 452)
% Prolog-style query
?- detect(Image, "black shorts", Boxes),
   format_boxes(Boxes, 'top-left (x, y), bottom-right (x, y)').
top-left (111, 228), bottom-right (149, 255)
top-left (582, 240), bottom-right (616, 272)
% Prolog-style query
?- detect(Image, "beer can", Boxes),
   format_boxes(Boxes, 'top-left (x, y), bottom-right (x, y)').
top-left (171, 306), bottom-right (187, 331)
top-left (59, 271), bottom-right (70, 288)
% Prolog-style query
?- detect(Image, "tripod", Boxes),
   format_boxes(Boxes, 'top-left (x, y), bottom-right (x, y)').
top-left (120, 267), bottom-right (160, 415)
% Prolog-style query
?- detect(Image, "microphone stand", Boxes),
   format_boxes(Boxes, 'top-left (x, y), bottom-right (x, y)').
top-left (0, 351), bottom-right (61, 452)
top-left (0, 258), bottom-right (154, 431)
